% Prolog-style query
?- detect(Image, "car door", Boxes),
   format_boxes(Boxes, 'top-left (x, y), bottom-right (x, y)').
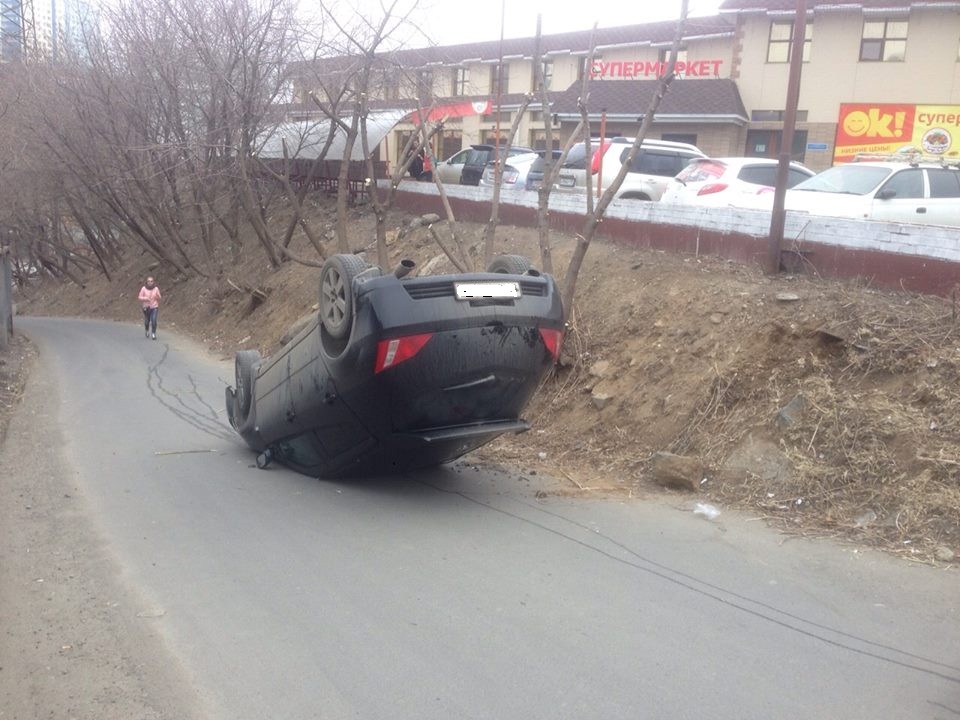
top-left (923, 168), bottom-right (960, 226)
top-left (869, 168), bottom-right (927, 224)
top-left (621, 149), bottom-right (686, 200)
top-left (435, 149), bottom-right (471, 184)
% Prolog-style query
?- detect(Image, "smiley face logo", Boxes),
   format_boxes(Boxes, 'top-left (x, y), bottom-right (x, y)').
top-left (843, 111), bottom-right (870, 137)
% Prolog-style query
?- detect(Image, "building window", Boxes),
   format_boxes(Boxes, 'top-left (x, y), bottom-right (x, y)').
top-left (530, 130), bottom-right (561, 151)
top-left (482, 130), bottom-right (506, 145)
top-left (490, 63), bottom-right (504, 96)
top-left (439, 130), bottom-right (462, 162)
top-left (745, 129), bottom-right (808, 162)
top-left (381, 69), bottom-right (399, 101)
top-left (481, 111), bottom-right (511, 123)
top-left (416, 69), bottom-right (433, 102)
top-left (658, 48), bottom-right (688, 66)
top-left (766, 20), bottom-right (812, 63)
top-left (452, 67), bottom-right (469, 96)
top-left (860, 19), bottom-right (907, 61)
top-left (534, 60), bottom-right (553, 92)
top-left (662, 133), bottom-right (698, 146)
top-left (751, 109), bottom-right (809, 122)
top-left (578, 56), bottom-right (597, 82)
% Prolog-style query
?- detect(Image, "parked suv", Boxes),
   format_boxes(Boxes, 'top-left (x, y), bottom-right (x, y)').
top-left (777, 157), bottom-right (960, 226)
top-left (555, 138), bottom-right (707, 201)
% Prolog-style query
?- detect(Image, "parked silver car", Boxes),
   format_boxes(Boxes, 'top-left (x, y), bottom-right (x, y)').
top-left (479, 152), bottom-right (540, 191)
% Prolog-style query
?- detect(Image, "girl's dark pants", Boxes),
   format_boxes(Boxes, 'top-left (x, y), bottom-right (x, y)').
top-left (143, 307), bottom-right (158, 333)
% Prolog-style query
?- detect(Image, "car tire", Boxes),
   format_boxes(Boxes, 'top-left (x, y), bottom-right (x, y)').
top-left (319, 254), bottom-right (367, 340)
top-left (620, 193), bottom-right (652, 201)
top-left (487, 254), bottom-right (533, 275)
top-left (234, 349), bottom-right (262, 420)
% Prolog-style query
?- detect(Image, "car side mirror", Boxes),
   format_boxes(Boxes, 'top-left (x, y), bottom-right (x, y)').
top-left (877, 188), bottom-right (897, 200)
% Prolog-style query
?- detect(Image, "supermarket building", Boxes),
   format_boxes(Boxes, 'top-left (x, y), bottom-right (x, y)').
top-left (290, 0), bottom-right (960, 172)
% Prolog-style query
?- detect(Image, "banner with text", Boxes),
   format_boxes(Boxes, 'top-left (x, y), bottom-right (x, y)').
top-left (834, 103), bottom-right (960, 162)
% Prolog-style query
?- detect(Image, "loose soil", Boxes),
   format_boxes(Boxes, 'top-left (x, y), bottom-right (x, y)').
top-left (11, 197), bottom-right (960, 564)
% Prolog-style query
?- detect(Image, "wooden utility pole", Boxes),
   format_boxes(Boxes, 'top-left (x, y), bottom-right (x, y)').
top-left (767, 0), bottom-right (807, 275)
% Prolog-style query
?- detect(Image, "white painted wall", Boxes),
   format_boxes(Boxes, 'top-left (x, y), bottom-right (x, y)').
top-left (388, 180), bottom-right (960, 264)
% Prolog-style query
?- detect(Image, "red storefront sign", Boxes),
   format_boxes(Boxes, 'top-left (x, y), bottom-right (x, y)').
top-left (590, 60), bottom-right (723, 79)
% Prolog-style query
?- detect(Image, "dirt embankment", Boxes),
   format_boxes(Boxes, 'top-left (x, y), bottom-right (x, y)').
top-left (13, 199), bottom-right (960, 563)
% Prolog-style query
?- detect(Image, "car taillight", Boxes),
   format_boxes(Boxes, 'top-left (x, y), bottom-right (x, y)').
top-left (539, 328), bottom-right (564, 363)
top-left (374, 333), bottom-right (433, 374)
top-left (697, 182), bottom-right (729, 196)
top-left (503, 168), bottom-right (519, 184)
top-left (590, 142), bottom-right (611, 175)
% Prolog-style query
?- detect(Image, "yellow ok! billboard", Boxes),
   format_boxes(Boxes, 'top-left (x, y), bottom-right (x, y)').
top-left (834, 103), bottom-right (960, 162)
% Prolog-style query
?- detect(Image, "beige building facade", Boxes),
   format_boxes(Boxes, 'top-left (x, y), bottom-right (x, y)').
top-left (292, 1), bottom-right (960, 173)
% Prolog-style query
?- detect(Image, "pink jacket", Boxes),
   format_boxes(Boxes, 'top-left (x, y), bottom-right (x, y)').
top-left (139, 286), bottom-right (161, 309)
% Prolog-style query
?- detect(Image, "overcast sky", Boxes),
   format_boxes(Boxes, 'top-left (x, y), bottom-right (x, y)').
top-left (413, 0), bottom-right (726, 46)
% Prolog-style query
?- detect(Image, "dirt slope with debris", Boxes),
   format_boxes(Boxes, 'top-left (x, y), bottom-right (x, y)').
top-left (15, 199), bottom-right (960, 563)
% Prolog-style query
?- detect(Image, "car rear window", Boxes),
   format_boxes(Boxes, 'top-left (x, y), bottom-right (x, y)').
top-left (927, 168), bottom-right (960, 198)
top-left (678, 160), bottom-right (725, 182)
top-left (738, 166), bottom-right (778, 186)
top-left (563, 143), bottom-right (589, 169)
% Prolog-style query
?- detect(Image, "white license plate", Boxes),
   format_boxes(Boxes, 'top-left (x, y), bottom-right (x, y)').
top-left (455, 282), bottom-right (521, 299)
top-left (558, 175), bottom-right (576, 188)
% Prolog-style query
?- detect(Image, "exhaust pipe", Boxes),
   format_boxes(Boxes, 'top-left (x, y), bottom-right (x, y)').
top-left (393, 259), bottom-right (416, 279)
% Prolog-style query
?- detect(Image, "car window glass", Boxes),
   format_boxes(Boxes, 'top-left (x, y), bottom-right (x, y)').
top-left (563, 143), bottom-right (588, 169)
top-left (465, 149), bottom-right (490, 165)
top-left (738, 166), bottom-right (778, 186)
top-left (449, 150), bottom-right (470, 165)
top-left (787, 168), bottom-right (812, 187)
top-left (927, 168), bottom-right (960, 198)
top-left (679, 160), bottom-right (724, 182)
top-left (628, 150), bottom-right (681, 176)
top-left (678, 152), bottom-right (704, 170)
top-left (879, 168), bottom-right (923, 199)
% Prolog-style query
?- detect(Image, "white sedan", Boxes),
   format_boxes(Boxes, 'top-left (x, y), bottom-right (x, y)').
top-left (660, 157), bottom-right (814, 207)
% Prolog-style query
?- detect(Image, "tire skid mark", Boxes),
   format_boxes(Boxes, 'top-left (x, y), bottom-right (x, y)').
top-left (146, 345), bottom-right (235, 442)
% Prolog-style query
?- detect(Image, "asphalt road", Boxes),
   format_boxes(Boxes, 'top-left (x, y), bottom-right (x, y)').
top-left (10, 317), bottom-right (960, 720)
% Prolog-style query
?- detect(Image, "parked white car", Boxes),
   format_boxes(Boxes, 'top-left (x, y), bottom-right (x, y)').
top-left (479, 152), bottom-right (539, 191)
top-left (660, 157), bottom-right (814, 206)
top-left (555, 138), bottom-right (706, 201)
top-left (775, 160), bottom-right (960, 226)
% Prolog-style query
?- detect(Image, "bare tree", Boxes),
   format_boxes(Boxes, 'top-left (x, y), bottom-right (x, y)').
top-left (530, 22), bottom-right (593, 277)
top-left (560, 2), bottom-right (689, 314)
top-left (481, 89), bottom-right (535, 266)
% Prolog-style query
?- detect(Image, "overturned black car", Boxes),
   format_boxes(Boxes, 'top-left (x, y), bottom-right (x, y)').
top-left (225, 253), bottom-right (564, 478)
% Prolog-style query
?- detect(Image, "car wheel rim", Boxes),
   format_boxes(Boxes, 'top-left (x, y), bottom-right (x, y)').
top-left (322, 267), bottom-right (346, 329)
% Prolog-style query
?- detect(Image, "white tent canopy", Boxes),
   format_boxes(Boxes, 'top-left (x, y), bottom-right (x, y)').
top-left (257, 109), bottom-right (411, 161)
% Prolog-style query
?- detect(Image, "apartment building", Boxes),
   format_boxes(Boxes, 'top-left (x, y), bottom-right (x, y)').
top-left (0, 0), bottom-right (94, 61)
top-left (291, 1), bottom-right (960, 172)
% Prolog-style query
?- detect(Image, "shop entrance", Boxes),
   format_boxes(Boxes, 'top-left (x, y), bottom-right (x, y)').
top-left (745, 129), bottom-right (808, 162)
